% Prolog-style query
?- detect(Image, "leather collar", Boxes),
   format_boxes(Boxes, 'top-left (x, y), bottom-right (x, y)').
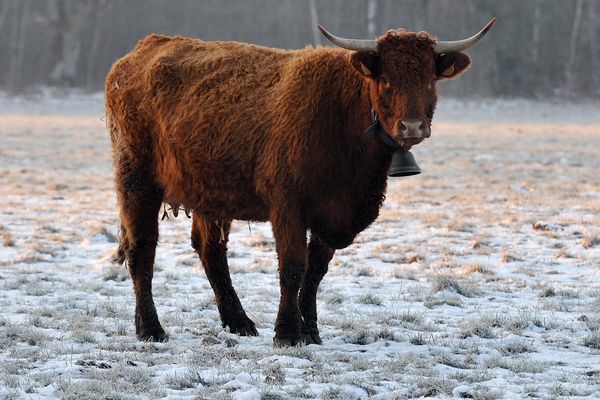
top-left (366, 109), bottom-right (401, 149)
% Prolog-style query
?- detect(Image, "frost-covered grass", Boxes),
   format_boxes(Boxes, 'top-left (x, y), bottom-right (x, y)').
top-left (0, 97), bottom-right (599, 399)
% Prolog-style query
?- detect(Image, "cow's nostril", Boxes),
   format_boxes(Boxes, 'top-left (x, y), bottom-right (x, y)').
top-left (401, 120), bottom-right (423, 136)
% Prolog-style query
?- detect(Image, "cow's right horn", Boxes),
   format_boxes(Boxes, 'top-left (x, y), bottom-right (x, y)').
top-left (318, 25), bottom-right (378, 52)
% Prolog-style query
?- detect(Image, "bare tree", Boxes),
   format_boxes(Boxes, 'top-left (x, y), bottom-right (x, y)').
top-left (47, 0), bottom-right (94, 86)
top-left (565, 0), bottom-right (585, 96)
top-left (531, 0), bottom-right (541, 65)
top-left (308, 0), bottom-right (320, 46)
top-left (0, 0), bottom-right (10, 34)
top-left (85, 1), bottom-right (109, 91)
top-left (7, 0), bottom-right (31, 92)
top-left (367, 0), bottom-right (378, 38)
top-left (0, 0), bottom-right (598, 98)
top-left (585, 0), bottom-right (599, 95)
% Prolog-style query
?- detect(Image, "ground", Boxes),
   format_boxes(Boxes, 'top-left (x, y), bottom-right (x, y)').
top-left (0, 94), bottom-right (599, 399)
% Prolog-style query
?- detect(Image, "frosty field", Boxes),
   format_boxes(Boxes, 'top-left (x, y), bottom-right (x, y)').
top-left (1, 96), bottom-right (599, 399)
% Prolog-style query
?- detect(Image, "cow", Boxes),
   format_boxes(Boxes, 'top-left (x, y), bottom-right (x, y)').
top-left (106, 19), bottom-right (495, 346)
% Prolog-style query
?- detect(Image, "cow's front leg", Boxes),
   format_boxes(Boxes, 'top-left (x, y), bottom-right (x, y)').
top-left (271, 208), bottom-right (307, 347)
top-left (299, 234), bottom-right (334, 344)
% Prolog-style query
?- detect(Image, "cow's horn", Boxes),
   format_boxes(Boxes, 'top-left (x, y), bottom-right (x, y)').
top-left (435, 18), bottom-right (496, 54)
top-left (318, 25), bottom-right (378, 52)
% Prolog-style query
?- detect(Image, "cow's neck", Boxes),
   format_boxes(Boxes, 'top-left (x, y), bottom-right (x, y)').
top-left (341, 70), bottom-right (394, 234)
top-left (301, 60), bottom-right (394, 246)
top-left (347, 74), bottom-right (395, 175)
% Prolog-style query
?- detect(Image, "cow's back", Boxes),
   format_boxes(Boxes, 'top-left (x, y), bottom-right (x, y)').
top-left (106, 35), bottom-right (293, 221)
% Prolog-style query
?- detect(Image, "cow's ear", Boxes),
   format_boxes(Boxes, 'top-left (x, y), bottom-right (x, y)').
top-left (435, 52), bottom-right (471, 80)
top-left (350, 51), bottom-right (379, 77)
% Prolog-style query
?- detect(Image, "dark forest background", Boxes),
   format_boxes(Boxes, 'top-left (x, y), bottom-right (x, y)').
top-left (1, 0), bottom-right (599, 99)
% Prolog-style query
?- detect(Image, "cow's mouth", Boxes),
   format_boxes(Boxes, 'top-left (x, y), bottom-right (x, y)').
top-left (395, 136), bottom-right (425, 150)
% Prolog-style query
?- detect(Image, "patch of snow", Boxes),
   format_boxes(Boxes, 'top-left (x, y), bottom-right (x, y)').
top-left (231, 388), bottom-right (261, 400)
top-left (0, 97), bottom-right (599, 399)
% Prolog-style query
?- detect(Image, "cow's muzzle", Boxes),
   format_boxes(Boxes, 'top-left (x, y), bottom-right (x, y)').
top-left (398, 119), bottom-right (431, 140)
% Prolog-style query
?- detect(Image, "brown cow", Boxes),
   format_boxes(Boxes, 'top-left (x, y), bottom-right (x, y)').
top-left (106, 19), bottom-right (495, 346)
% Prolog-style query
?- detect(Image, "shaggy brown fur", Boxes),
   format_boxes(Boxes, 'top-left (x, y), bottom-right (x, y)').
top-left (106, 29), bottom-right (472, 345)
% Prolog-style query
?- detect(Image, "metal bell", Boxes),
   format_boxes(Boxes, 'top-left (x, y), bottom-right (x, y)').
top-left (388, 150), bottom-right (422, 177)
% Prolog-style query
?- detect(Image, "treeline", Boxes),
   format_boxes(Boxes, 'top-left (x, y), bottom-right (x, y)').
top-left (1, 0), bottom-right (599, 99)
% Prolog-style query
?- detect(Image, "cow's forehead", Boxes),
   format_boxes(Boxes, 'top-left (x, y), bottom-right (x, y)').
top-left (377, 29), bottom-right (437, 48)
top-left (377, 31), bottom-right (437, 83)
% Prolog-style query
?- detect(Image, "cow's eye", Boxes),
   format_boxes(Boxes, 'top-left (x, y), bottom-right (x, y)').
top-left (380, 76), bottom-right (389, 85)
top-left (430, 79), bottom-right (436, 86)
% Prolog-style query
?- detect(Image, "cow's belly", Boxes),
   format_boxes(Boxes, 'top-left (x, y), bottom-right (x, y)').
top-left (165, 183), bottom-right (269, 222)
top-left (158, 159), bottom-right (269, 222)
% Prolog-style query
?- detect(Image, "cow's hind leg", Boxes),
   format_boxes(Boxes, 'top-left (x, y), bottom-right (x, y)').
top-left (191, 215), bottom-right (258, 336)
top-left (115, 156), bottom-right (166, 342)
top-left (113, 224), bottom-right (129, 265)
top-left (299, 234), bottom-right (334, 345)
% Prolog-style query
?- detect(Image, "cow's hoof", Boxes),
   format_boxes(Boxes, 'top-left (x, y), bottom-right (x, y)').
top-left (226, 317), bottom-right (258, 337)
top-left (137, 326), bottom-right (167, 342)
top-left (301, 322), bottom-right (322, 345)
top-left (301, 331), bottom-right (322, 345)
top-left (273, 335), bottom-right (303, 347)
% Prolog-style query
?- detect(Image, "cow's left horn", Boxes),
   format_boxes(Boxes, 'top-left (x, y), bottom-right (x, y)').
top-left (318, 25), bottom-right (378, 52)
top-left (435, 18), bottom-right (496, 54)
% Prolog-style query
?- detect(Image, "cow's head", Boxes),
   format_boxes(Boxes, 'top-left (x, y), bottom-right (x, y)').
top-left (319, 19), bottom-right (495, 149)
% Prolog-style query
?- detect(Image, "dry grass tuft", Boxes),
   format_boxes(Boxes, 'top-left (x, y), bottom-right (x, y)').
top-left (459, 263), bottom-right (493, 275)
top-left (472, 239), bottom-right (486, 249)
top-left (533, 221), bottom-right (563, 232)
top-left (248, 235), bottom-right (274, 250)
top-left (164, 367), bottom-right (206, 390)
top-left (0, 225), bottom-right (15, 247)
top-left (418, 212), bottom-right (448, 226)
top-left (409, 376), bottom-right (455, 397)
top-left (460, 320), bottom-right (496, 339)
top-left (447, 219), bottom-right (475, 232)
top-left (409, 333), bottom-right (427, 345)
top-left (482, 355), bottom-right (547, 374)
top-left (103, 265), bottom-right (129, 282)
top-left (356, 266), bottom-right (374, 277)
top-left (2, 232), bottom-right (14, 247)
top-left (501, 250), bottom-right (522, 263)
top-left (263, 362), bottom-right (286, 384)
top-left (582, 234), bottom-right (600, 249)
top-left (431, 275), bottom-right (474, 297)
top-left (538, 286), bottom-right (556, 298)
top-left (500, 340), bottom-right (536, 355)
top-left (391, 268), bottom-right (417, 280)
top-left (583, 334), bottom-right (600, 350)
top-left (424, 294), bottom-right (463, 308)
top-left (358, 294), bottom-right (383, 306)
top-left (324, 292), bottom-right (344, 305)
